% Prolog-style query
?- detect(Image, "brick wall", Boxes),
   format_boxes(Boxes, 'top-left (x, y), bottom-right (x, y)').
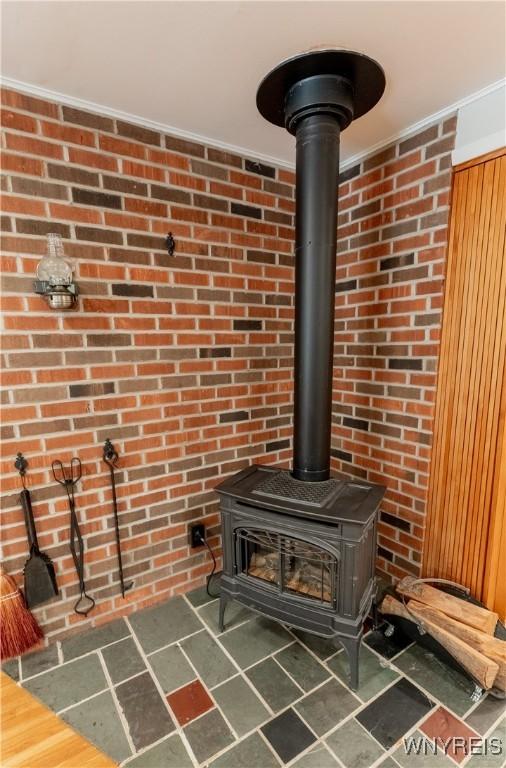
top-left (0, 88), bottom-right (296, 642)
top-left (0, 85), bottom-right (455, 643)
top-left (330, 117), bottom-right (457, 581)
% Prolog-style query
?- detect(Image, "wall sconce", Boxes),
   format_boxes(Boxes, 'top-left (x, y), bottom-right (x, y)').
top-left (34, 233), bottom-right (78, 310)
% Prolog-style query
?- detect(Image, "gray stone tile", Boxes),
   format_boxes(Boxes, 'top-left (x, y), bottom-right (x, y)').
top-left (129, 596), bottom-right (202, 654)
top-left (186, 585), bottom-right (217, 608)
top-left (102, 636), bottom-right (145, 684)
top-left (181, 629), bottom-right (236, 688)
top-left (209, 731), bottom-right (279, 768)
top-left (116, 671), bottom-right (175, 750)
top-left (61, 618), bottom-right (129, 661)
top-left (393, 729), bottom-right (454, 767)
top-left (21, 644), bottom-right (59, 680)
top-left (275, 642), bottom-right (330, 692)
top-left (295, 678), bottom-right (360, 736)
top-left (466, 694), bottom-right (506, 735)
top-left (464, 719), bottom-right (506, 768)
top-left (328, 646), bottom-right (399, 700)
top-left (376, 758), bottom-right (401, 768)
top-left (213, 675), bottom-right (270, 736)
top-left (291, 628), bottom-right (340, 660)
top-left (1, 657), bottom-right (19, 681)
top-left (356, 678), bottom-right (434, 750)
top-left (23, 653), bottom-right (106, 712)
top-left (261, 707), bottom-right (316, 763)
top-left (394, 644), bottom-right (476, 717)
top-left (246, 657), bottom-right (301, 712)
top-left (325, 717), bottom-right (385, 768)
top-left (220, 616), bottom-right (292, 668)
top-left (183, 707), bottom-right (234, 763)
top-left (292, 743), bottom-right (340, 768)
top-left (198, 598), bottom-right (254, 635)
top-left (127, 733), bottom-right (193, 767)
top-left (61, 690), bottom-right (132, 763)
top-left (149, 644), bottom-right (196, 694)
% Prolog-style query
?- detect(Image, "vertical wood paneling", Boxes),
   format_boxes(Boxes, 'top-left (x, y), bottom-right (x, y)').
top-left (423, 151), bottom-right (506, 615)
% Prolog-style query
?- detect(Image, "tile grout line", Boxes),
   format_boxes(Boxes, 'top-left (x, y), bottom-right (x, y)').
top-left (285, 739), bottom-right (344, 768)
top-left (175, 640), bottom-right (241, 741)
top-left (182, 594), bottom-right (279, 717)
top-left (56, 639), bottom-right (64, 665)
top-left (120, 731), bottom-right (183, 767)
top-left (124, 615), bottom-right (200, 768)
top-left (269, 654), bottom-right (307, 695)
top-left (96, 647), bottom-right (137, 758)
top-left (19, 622), bottom-right (133, 682)
top-left (55, 685), bottom-right (110, 715)
top-left (255, 729), bottom-right (285, 766)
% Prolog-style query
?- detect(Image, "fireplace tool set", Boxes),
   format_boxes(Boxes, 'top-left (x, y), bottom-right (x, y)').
top-left (13, 439), bottom-right (131, 616)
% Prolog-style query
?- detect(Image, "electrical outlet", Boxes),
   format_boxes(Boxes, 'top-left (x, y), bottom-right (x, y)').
top-left (190, 523), bottom-right (205, 548)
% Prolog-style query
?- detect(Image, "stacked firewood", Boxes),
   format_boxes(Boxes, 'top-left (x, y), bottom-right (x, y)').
top-left (381, 577), bottom-right (506, 692)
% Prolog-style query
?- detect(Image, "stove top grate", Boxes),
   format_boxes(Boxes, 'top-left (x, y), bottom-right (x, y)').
top-left (253, 470), bottom-right (338, 506)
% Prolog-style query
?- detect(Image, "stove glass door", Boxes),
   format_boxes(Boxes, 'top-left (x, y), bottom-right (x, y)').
top-left (236, 528), bottom-right (337, 605)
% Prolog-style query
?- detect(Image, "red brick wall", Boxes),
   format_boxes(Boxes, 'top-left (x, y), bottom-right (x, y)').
top-left (0, 86), bottom-right (455, 642)
top-left (331, 117), bottom-right (457, 582)
top-left (0, 88), bottom-right (296, 641)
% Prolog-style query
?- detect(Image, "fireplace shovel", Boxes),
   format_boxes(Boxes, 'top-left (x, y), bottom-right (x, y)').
top-left (15, 453), bottom-right (59, 609)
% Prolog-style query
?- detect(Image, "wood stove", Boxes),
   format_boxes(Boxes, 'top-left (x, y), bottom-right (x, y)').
top-left (216, 50), bottom-right (386, 690)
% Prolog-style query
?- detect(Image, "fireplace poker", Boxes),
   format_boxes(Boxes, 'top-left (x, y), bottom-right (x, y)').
top-left (52, 458), bottom-right (95, 616)
top-left (102, 439), bottom-right (133, 598)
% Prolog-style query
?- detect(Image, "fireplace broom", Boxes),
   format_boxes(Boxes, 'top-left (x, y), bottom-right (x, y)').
top-left (0, 560), bottom-right (43, 661)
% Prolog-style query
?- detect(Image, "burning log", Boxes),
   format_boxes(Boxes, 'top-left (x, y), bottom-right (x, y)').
top-left (396, 577), bottom-right (499, 635)
top-left (380, 595), bottom-right (499, 691)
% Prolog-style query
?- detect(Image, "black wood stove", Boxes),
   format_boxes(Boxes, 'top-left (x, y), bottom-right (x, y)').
top-left (216, 50), bottom-right (386, 690)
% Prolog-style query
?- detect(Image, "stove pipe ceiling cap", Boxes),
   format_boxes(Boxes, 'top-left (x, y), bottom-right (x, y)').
top-left (256, 49), bottom-right (385, 134)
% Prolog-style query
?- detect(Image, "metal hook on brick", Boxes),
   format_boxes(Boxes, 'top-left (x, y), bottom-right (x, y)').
top-left (165, 232), bottom-right (176, 257)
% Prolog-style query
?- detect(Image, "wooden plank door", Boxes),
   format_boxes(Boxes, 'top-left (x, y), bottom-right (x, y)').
top-left (423, 149), bottom-right (506, 617)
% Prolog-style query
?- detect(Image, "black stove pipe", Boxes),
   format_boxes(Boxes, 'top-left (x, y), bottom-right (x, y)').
top-left (257, 51), bottom-right (385, 481)
top-left (292, 113), bottom-right (340, 481)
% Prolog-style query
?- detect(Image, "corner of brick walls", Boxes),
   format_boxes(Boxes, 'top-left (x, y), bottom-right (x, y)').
top-left (0, 86), bottom-right (456, 642)
top-left (0, 88), bottom-right (296, 642)
top-left (331, 114), bottom-right (457, 583)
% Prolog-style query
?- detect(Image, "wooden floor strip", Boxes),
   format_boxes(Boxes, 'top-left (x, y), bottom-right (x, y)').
top-left (0, 672), bottom-right (116, 768)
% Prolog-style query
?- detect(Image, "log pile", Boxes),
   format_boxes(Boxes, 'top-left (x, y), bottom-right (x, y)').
top-left (380, 577), bottom-right (505, 692)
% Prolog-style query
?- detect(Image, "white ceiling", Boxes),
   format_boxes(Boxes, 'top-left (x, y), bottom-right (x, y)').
top-left (2, 1), bottom-right (505, 166)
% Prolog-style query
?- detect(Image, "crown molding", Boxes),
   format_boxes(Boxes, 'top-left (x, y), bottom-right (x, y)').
top-left (339, 77), bottom-right (506, 171)
top-left (0, 76), bottom-right (295, 171)
top-left (2, 75), bottom-right (505, 173)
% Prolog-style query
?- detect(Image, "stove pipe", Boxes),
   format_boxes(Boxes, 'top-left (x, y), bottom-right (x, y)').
top-left (257, 50), bottom-right (385, 482)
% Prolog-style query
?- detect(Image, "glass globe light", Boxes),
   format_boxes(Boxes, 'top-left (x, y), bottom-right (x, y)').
top-left (37, 233), bottom-right (73, 286)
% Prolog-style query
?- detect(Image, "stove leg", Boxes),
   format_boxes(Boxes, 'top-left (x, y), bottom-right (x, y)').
top-left (218, 594), bottom-right (229, 633)
top-left (340, 635), bottom-right (361, 692)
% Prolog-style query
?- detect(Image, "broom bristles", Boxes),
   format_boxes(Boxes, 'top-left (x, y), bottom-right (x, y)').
top-left (0, 565), bottom-right (43, 660)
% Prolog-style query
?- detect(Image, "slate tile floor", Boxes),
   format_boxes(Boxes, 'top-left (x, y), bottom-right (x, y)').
top-left (3, 588), bottom-right (504, 768)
